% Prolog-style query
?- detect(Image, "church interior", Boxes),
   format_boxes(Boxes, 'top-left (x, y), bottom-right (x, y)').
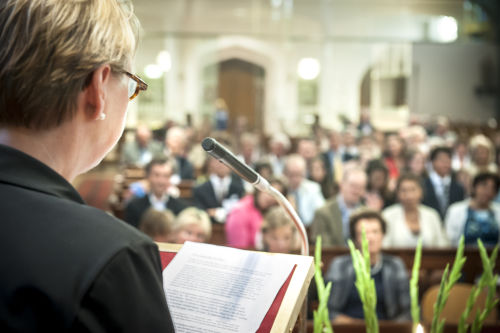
top-left (74, 0), bottom-right (500, 331)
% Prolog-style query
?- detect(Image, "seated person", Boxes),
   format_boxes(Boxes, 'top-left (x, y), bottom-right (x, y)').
top-left (121, 124), bottom-right (163, 167)
top-left (446, 172), bottom-right (500, 247)
top-left (168, 207), bottom-right (212, 244)
top-left (258, 206), bottom-right (300, 254)
top-left (193, 156), bottom-right (245, 223)
top-left (284, 154), bottom-right (325, 227)
top-left (164, 126), bottom-right (195, 180)
top-left (225, 177), bottom-right (287, 249)
top-left (139, 208), bottom-right (174, 243)
top-left (326, 209), bottom-right (411, 322)
top-left (382, 173), bottom-right (449, 248)
top-left (310, 166), bottom-right (366, 246)
top-left (125, 158), bottom-right (189, 228)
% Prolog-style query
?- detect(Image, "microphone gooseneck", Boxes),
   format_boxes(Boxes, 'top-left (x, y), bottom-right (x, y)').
top-left (201, 137), bottom-right (309, 256)
top-left (202, 137), bottom-right (259, 184)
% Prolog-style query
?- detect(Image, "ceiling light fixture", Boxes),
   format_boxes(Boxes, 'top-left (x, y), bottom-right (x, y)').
top-left (297, 58), bottom-right (320, 80)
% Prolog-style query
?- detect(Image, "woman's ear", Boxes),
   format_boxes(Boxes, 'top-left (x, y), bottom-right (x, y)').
top-left (82, 65), bottom-right (112, 120)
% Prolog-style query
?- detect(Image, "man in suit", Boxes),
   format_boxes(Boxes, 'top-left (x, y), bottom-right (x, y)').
top-left (422, 146), bottom-right (465, 220)
top-left (164, 126), bottom-right (195, 180)
top-left (310, 167), bottom-right (367, 246)
top-left (284, 154), bottom-right (325, 227)
top-left (193, 157), bottom-right (245, 223)
top-left (125, 158), bottom-right (188, 228)
top-left (121, 124), bottom-right (163, 167)
top-left (321, 130), bottom-right (343, 186)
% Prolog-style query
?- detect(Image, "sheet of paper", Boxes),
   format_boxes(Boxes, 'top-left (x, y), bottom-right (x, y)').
top-left (163, 242), bottom-right (295, 333)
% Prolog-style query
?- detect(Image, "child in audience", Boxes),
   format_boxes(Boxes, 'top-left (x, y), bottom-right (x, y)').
top-left (259, 206), bottom-right (300, 254)
top-left (169, 207), bottom-right (212, 244)
top-left (226, 177), bottom-right (287, 249)
top-left (139, 208), bottom-right (174, 242)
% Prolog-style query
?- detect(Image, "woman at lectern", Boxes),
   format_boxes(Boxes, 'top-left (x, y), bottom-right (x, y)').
top-left (0, 1), bottom-right (175, 332)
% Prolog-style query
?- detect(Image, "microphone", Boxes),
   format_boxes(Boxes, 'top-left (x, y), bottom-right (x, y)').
top-left (201, 136), bottom-right (310, 333)
top-left (201, 137), bottom-right (261, 185)
top-left (201, 137), bottom-right (309, 256)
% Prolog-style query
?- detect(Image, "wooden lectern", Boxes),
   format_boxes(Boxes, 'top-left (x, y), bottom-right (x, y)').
top-left (157, 242), bottom-right (314, 333)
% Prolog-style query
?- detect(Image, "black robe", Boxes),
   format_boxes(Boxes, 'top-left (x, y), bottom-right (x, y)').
top-left (0, 144), bottom-right (175, 332)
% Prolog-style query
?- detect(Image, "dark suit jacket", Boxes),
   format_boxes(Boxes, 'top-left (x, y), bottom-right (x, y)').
top-left (193, 175), bottom-right (245, 211)
top-left (326, 254), bottom-right (411, 321)
top-left (321, 151), bottom-right (335, 185)
top-left (422, 176), bottom-right (465, 220)
top-left (310, 198), bottom-right (345, 246)
top-left (0, 144), bottom-right (174, 332)
top-left (125, 194), bottom-right (188, 228)
top-left (176, 156), bottom-right (195, 180)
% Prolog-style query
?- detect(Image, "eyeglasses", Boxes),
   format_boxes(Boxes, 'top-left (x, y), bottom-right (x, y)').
top-left (124, 71), bottom-right (148, 101)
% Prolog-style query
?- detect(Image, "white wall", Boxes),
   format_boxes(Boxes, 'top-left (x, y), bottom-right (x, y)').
top-left (131, 37), bottom-right (499, 133)
top-left (410, 41), bottom-right (498, 124)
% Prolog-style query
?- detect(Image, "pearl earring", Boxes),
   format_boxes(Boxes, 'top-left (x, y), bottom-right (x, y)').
top-left (97, 113), bottom-right (106, 121)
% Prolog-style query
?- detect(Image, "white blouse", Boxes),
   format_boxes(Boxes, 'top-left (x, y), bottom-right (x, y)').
top-left (382, 204), bottom-right (450, 248)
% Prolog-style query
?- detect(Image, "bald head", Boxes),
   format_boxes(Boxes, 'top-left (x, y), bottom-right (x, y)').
top-left (340, 168), bottom-right (367, 207)
top-left (284, 154), bottom-right (306, 191)
top-left (166, 126), bottom-right (186, 155)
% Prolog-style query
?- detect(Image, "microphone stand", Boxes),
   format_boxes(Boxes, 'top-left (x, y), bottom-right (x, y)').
top-left (202, 137), bottom-right (309, 333)
top-left (252, 178), bottom-right (309, 256)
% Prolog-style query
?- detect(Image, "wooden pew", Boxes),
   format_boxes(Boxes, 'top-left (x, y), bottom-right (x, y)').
top-left (109, 167), bottom-right (196, 220)
top-left (314, 247), bottom-right (500, 284)
top-left (306, 246), bottom-right (500, 320)
top-left (209, 223), bottom-right (227, 245)
top-left (302, 321), bottom-right (500, 333)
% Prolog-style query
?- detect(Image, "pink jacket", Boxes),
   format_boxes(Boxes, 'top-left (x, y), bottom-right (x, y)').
top-left (225, 195), bottom-right (263, 249)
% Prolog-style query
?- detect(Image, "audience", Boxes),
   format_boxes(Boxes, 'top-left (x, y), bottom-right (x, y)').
top-left (403, 148), bottom-right (428, 178)
top-left (339, 128), bottom-right (360, 162)
top-left (284, 154), bottom-right (325, 227)
top-left (309, 156), bottom-right (336, 200)
top-left (139, 208), bottom-right (174, 242)
top-left (311, 167), bottom-right (367, 246)
top-left (121, 124), bottom-right (163, 167)
top-left (164, 126), bottom-right (195, 180)
top-left (297, 137), bottom-right (319, 177)
top-left (125, 158), bottom-right (188, 228)
top-left (382, 173), bottom-right (449, 248)
top-left (321, 130), bottom-right (343, 185)
top-left (383, 133), bottom-right (406, 191)
top-left (265, 132), bottom-right (291, 177)
top-left (467, 134), bottom-right (498, 177)
top-left (259, 206), bottom-right (300, 254)
top-left (237, 132), bottom-right (260, 168)
top-left (365, 159), bottom-right (394, 210)
top-left (422, 146), bottom-right (465, 220)
top-left (451, 139), bottom-right (471, 172)
top-left (168, 207), bottom-right (212, 243)
top-left (445, 172), bottom-right (500, 247)
top-left (326, 209), bottom-right (411, 322)
top-left (193, 156), bottom-right (245, 223)
top-left (225, 177), bottom-right (286, 249)
top-left (110, 114), bottom-right (500, 326)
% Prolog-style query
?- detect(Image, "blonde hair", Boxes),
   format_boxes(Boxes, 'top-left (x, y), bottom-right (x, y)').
top-left (261, 206), bottom-right (296, 234)
top-left (470, 134), bottom-right (495, 163)
top-left (261, 206), bottom-right (300, 251)
top-left (172, 207), bottom-right (212, 240)
top-left (0, 0), bottom-right (139, 130)
top-left (139, 208), bottom-right (174, 239)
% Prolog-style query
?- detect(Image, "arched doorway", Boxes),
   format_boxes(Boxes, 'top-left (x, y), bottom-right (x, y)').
top-left (217, 58), bottom-right (265, 133)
